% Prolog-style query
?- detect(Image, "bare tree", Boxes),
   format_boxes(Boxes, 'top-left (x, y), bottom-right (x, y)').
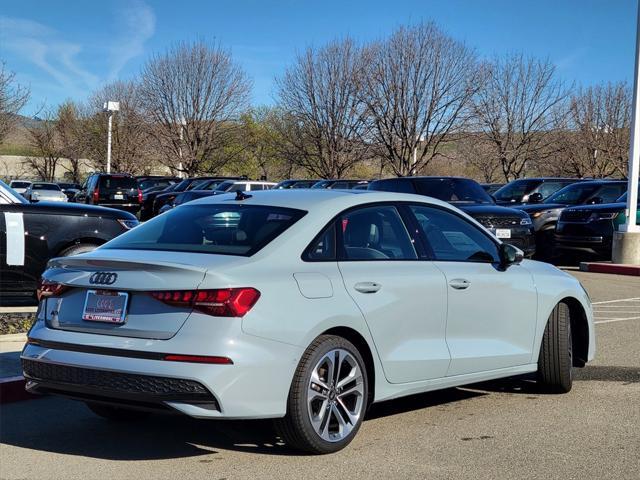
top-left (140, 40), bottom-right (251, 176)
top-left (363, 23), bottom-right (478, 177)
top-left (83, 81), bottom-right (152, 174)
top-left (457, 134), bottom-right (502, 182)
top-left (24, 113), bottom-right (60, 181)
top-left (473, 54), bottom-right (569, 181)
top-left (0, 61), bottom-right (30, 144)
top-left (553, 82), bottom-right (631, 178)
top-left (56, 101), bottom-right (85, 182)
top-left (276, 38), bottom-right (372, 178)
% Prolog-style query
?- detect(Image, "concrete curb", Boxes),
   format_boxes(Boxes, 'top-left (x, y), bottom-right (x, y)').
top-left (0, 333), bottom-right (28, 342)
top-left (0, 375), bottom-right (37, 404)
top-left (579, 262), bottom-right (640, 276)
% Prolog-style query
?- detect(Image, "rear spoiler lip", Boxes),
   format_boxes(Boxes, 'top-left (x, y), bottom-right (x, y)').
top-left (47, 255), bottom-right (208, 274)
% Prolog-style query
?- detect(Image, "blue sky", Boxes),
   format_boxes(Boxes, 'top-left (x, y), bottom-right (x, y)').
top-left (0, 0), bottom-right (637, 115)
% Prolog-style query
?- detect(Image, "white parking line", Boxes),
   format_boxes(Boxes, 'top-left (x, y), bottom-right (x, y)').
top-left (592, 297), bottom-right (640, 305)
top-left (595, 316), bottom-right (640, 324)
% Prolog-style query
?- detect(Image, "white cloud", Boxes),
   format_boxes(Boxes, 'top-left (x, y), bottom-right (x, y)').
top-left (108, 0), bottom-right (156, 80)
top-left (0, 1), bottom-right (155, 99)
top-left (0, 16), bottom-right (99, 96)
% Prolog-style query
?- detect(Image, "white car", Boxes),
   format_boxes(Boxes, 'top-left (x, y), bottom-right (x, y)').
top-left (23, 189), bottom-right (595, 453)
top-left (9, 180), bottom-right (31, 195)
top-left (24, 182), bottom-right (67, 202)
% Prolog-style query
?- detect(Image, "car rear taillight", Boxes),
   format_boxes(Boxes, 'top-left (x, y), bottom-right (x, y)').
top-left (150, 288), bottom-right (260, 317)
top-left (163, 354), bottom-right (233, 364)
top-left (92, 188), bottom-right (99, 203)
top-left (137, 188), bottom-right (143, 203)
top-left (37, 279), bottom-right (70, 301)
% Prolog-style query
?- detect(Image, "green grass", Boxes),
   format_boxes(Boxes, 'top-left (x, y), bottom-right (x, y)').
top-left (0, 143), bottom-right (39, 156)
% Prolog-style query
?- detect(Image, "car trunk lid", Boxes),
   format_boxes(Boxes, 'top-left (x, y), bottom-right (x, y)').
top-left (42, 250), bottom-right (226, 339)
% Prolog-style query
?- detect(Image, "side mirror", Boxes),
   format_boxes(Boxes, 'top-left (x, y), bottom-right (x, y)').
top-left (529, 192), bottom-right (544, 203)
top-left (590, 197), bottom-right (603, 205)
top-left (499, 243), bottom-right (524, 269)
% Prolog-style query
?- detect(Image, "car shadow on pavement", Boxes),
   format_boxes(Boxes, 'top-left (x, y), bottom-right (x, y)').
top-left (1, 387), bottom-right (487, 460)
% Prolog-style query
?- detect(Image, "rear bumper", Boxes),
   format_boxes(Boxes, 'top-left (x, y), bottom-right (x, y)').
top-left (98, 203), bottom-right (141, 214)
top-left (22, 315), bottom-right (303, 419)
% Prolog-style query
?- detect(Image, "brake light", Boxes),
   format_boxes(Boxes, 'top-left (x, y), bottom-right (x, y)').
top-left (150, 288), bottom-right (260, 317)
top-left (92, 187), bottom-right (99, 203)
top-left (37, 279), bottom-right (70, 301)
top-left (137, 188), bottom-right (143, 203)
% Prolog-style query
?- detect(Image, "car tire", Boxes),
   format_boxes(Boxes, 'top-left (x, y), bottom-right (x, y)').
top-left (537, 302), bottom-right (573, 393)
top-left (275, 335), bottom-right (368, 454)
top-left (59, 243), bottom-right (99, 257)
top-left (85, 402), bottom-right (148, 421)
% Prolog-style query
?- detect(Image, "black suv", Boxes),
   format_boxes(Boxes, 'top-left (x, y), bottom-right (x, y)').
top-left (555, 189), bottom-right (639, 260)
top-left (369, 177), bottom-right (536, 257)
top-left (75, 173), bottom-right (142, 215)
top-left (517, 180), bottom-right (628, 259)
top-left (493, 178), bottom-right (581, 206)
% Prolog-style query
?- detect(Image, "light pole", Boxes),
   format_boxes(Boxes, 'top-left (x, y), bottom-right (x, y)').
top-left (178, 116), bottom-right (186, 179)
top-left (612, 1), bottom-right (640, 264)
top-left (103, 101), bottom-right (120, 174)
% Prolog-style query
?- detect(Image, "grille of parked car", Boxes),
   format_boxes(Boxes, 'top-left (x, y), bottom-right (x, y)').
top-left (473, 216), bottom-right (521, 228)
top-left (22, 359), bottom-right (215, 401)
top-left (559, 210), bottom-right (592, 222)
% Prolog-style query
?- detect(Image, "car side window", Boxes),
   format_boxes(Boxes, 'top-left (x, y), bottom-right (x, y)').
top-left (536, 182), bottom-right (565, 198)
top-left (304, 223), bottom-right (336, 261)
top-left (594, 185), bottom-right (626, 203)
top-left (339, 206), bottom-right (417, 260)
top-left (409, 205), bottom-right (500, 263)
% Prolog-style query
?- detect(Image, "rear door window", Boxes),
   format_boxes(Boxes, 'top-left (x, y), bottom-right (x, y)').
top-left (339, 206), bottom-right (417, 260)
top-left (104, 204), bottom-right (306, 256)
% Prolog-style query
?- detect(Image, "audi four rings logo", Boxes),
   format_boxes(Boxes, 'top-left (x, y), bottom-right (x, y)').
top-left (89, 272), bottom-right (118, 285)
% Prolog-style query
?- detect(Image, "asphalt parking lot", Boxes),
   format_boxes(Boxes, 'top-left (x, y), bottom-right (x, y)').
top-left (1, 270), bottom-right (638, 480)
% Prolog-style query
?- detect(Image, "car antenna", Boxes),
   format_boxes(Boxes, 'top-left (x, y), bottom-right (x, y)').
top-left (235, 191), bottom-right (252, 201)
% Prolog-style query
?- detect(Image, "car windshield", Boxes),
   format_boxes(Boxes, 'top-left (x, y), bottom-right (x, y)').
top-left (10, 181), bottom-right (31, 188)
top-left (32, 183), bottom-right (61, 191)
top-left (104, 204), bottom-right (306, 256)
top-left (616, 190), bottom-right (640, 205)
top-left (414, 178), bottom-right (494, 204)
top-left (493, 179), bottom-right (541, 202)
top-left (57, 183), bottom-right (80, 189)
top-left (311, 180), bottom-right (333, 189)
top-left (99, 176), bottom-right (137, 190)
top-left (545, 183), bottom-right (602, 205)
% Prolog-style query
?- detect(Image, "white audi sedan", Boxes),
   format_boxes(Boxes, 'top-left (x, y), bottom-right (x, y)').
top-left (23, 189), bottom-right (594, 454)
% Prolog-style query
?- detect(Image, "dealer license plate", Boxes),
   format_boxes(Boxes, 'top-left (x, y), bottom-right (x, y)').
top-left (495, 228), bottom-right (512, 239)
top-left (82, 290), bottom-right (128, 324)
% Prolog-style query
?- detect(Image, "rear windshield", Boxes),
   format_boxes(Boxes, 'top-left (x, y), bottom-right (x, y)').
top-left (99, 176), bottom-right (137, 190)
top-left (103, 204), bottom-right (306, 256)
top-left (32, 183), bottom-right (60, 191)
top-left (414, 178), bottom-right (493, 204)
top-left (11, 181), bottom-right (31, 188)
top-left (138, 179), bottom-right (174, 190)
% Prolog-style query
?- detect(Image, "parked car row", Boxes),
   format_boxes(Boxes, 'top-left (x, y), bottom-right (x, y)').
top-left (6, 173), bottom-right (637, 263)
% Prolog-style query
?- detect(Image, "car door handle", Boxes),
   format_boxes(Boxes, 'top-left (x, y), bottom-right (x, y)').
top-left (449, 278), bottom-right (471, 290)
top-left (354, 282), bottom-right (382, 294)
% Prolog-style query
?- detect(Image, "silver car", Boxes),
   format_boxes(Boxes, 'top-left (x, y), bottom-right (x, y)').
top-left (24, 182), bottom-right (67, 202)
top-left (24, 189), bottom-right (594, 454)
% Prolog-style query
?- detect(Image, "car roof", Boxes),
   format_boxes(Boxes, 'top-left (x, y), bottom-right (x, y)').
top-left (186, 188), bottom-right (453, 212)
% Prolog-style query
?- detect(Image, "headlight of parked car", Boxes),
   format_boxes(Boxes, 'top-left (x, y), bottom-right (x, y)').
top-left (117, 219), bottom-right (140, 230)
top-left (588, 212), bottom-right (619, 221)
top-left (520, 217), bottom-right (532, 225)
